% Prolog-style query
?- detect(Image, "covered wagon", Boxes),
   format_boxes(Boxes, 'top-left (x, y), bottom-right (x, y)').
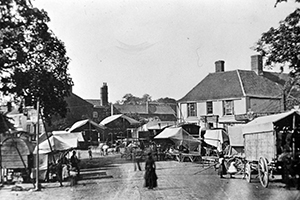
top-left (242, 110), bottom-right (300, 188)
top-left (1, 137), bottom-right (34, 182)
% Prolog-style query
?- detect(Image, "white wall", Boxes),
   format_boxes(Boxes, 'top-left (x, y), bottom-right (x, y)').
top-left (198, 102), bottom-right (206, 116)
top-left (178, 97), bottom-right (247, 123)
top-left (234, 98), bottom-right (247, 115)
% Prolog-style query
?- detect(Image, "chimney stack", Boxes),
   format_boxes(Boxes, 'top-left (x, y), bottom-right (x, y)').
top-left (100, 82), bottom-right (108, 106)
top-left (251, 55), bottom-right (263, 75)
top-left (215, 60), bottom-right (225, 72)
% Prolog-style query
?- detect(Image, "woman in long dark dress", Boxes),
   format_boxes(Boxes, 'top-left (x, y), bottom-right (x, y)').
top-left (144, 153), bottom-right (158, 189)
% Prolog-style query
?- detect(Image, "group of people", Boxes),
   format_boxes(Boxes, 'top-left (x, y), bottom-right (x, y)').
top-left (217, 141), bottom-right (239, 179)
top-left (130, 142), bottom-right (158, 190)
top-left (45, 150), bottom-right (81, 186)
top-left (277, 128), bottom-right (300, 190)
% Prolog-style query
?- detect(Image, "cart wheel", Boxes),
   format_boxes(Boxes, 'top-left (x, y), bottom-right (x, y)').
top-left (245, 162), bottom-right (251, 183)
top-left (258, 157), bottom-right (269, 188)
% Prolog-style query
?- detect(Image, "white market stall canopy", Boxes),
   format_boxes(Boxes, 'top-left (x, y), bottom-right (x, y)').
top-left (100, 114), bottom-right (140, 126)
top-left (68, 119), bottom-right (105, 132)
top-left (154, 127), bottom-right (200, 151)
top-left (138, 121), bottom-right (176, 131)
top-left (204, 129), bottom-right (229, 149)
top-left (227, 125), bottom-right (244, 147)
top-left (53, 131), bottom-right (84, 142)
top-left (242, 110), bottom-right (300, 135)
top-left (34, 134), bottom-right (79, 154)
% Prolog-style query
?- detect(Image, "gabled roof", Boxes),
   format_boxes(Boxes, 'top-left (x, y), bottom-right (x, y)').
top-left (178, 70), bottom-right (285, 102)
top-left (68, 119), bottom-right (105, 132)
top-left (99, 114), bottom-right (140, 126)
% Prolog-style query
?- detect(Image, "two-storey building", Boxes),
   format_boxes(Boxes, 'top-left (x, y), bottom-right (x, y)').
top-left (177, 55), bottom-right (288, 130)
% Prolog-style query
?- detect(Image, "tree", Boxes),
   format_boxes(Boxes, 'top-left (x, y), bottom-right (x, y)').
top-left (275, 0), bottom-right (300, 7)
top-left (255, 8), bottom-right (300, 110)
top-left (155, 97), bottom-right (177, 105)
top-left (118, 93), bottom-right (152, 105)
top-left (0, 0), bottom-right (73, 125)
top-left (0, 112), bottom-right (14, 133)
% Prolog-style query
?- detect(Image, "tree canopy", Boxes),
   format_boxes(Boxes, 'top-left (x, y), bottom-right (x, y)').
top-left (255, 7), bottom-right (300, 109)
top-left (117, 93), bottom-right (152, 105)
top-left (116, 93), bottom-right (176, 105)
top-left (0, 0), bottom-right (73, 125)
top-left (275, 0), bottom-right (300, 7)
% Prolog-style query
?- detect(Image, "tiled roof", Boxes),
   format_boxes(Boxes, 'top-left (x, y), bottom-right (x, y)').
top-left (178, 70), bottom-right (243, 102)
top-left (114, 104), bottom-right (148, 114)
top-left (114, 104), bottom-right (176, 115)
top-left (178, 69), bottom-right (287, 102)
top-left (238, 70), bottom-right (283, 98)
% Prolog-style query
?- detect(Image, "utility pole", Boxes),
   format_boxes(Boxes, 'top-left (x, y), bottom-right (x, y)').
top-left (0, 124), bottom-right (2, 184)
top-left (35, 100), bottom-right (41, 191)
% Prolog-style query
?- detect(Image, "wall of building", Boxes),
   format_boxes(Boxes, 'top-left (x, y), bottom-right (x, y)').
top-left (178, 97), bottom-right (247, 124)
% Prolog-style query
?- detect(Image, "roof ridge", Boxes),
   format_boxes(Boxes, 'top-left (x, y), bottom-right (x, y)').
top-left (236, 69), bottom-right (246, 96)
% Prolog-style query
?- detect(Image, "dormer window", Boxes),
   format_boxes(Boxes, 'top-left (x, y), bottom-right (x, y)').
top-left (187, 102), bottom-right (197, 117)
top-left (223, 100), bottom-right (234, 115)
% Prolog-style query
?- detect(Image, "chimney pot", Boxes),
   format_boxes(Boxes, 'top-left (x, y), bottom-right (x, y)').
top-left (215, 60), bottom-right (225, 72)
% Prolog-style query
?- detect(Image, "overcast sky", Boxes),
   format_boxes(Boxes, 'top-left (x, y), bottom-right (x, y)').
top-left (34, 0), bottom-right (298, 103)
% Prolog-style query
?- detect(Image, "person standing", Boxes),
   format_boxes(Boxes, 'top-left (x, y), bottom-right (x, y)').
top-left (56, 159), bottom-right (64, 187)
top-left (144, 153), bottom-right (158, 189)
top-left (132, 147), bottom-right (142, 171)
top-left (88, 146), bottom-right (93, 160)
top-left (70, 150), bottom-right (80, 178)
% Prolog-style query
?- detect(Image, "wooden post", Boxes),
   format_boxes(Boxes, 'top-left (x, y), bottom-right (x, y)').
top-left (292, 113), bottom-right (296, 159)
top-left (35, 100), bottom-right (41, 191)
top-left (198, 126), bottom-right (202, 155)
top-left (0, 131), bottom-right (2, 184)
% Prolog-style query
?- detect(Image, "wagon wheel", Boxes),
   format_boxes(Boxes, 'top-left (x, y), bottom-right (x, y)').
top-left (245, 162), bottom-right (252, 183)
top-left (258, 157), bottom-right (269, 188)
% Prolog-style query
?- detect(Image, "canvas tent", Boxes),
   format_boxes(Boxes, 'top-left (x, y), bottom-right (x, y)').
top-left (242, 110), bottom-right (300, 135)
top-left (138, 121), bottom-right (176, 131)
top-left (154, 127), bottom-right (200, 151)
top-left (52, 131), bottom-right (84, 142)
top-left (227, 125), bottom-right (244, 147)
top-left (100, 114), bottom-right (140, 127)
top-left (33, 134), bottom-right (82, 154)
top-left (68, 119), bottom-right (105, 132)
top-left (204, 129), bottom-right (230, 151)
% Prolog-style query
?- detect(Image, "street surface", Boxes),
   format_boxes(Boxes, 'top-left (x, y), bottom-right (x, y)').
top-left (1, 150), bottom-right (300, 200)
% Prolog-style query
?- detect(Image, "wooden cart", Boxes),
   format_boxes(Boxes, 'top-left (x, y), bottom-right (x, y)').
top-left (242, 110), bottom-right (300, 188)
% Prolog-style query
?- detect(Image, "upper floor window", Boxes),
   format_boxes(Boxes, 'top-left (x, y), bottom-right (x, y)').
top-left (187, 102), bottom-right (197, 117)
top-left (223, 100), bottom-right (234, 115)
top-left (93, 111), bottom-right (98, 118)
top-left (207, 101), bottom-right (213, 114)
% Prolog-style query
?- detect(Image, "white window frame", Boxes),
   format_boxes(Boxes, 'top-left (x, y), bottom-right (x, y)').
top-left (207, 101), bottom-right (213, 114)
top-left (223, 100), bottom-right (234, 115)
top-left (187, 102), bottom-right (197, 117)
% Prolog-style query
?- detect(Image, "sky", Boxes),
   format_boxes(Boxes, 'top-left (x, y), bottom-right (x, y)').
top-left (33, 0), bottom-right (298, 103)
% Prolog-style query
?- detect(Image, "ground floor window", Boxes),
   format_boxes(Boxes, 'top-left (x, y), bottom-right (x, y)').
top-left (187, 102), bottom-right (197, 117)
top-left (223, 100), bottom-right (234, 115)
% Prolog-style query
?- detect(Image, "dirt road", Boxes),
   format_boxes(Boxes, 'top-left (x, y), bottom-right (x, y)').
top-left (1, 151), bottom-right (300, 200)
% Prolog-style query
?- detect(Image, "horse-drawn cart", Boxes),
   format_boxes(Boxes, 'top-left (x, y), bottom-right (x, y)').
top-left (242, 110), bottom-right (300, 188)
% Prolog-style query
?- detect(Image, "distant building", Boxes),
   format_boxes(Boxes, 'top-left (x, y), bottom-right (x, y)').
top-left (177, 55), bottom-right (290, 130)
